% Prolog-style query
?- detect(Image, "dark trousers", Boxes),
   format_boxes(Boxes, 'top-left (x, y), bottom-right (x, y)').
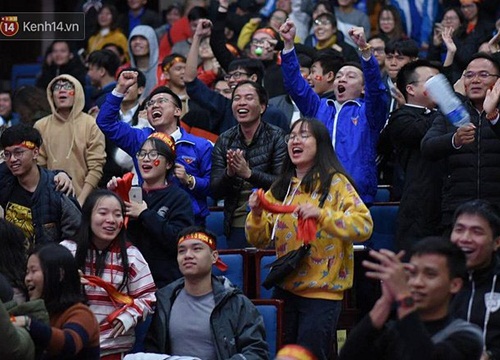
top-left (274, 287), bottom-right (342, 360)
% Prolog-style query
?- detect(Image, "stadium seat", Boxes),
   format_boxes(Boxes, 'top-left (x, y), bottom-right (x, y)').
top-left (206, 210), bottom-right (227, 249)
top-left (252, 299), bottom-right (284, 358)
top-left (11, 63), bottom-right (42, 90)
top-left (212, 249), bottom-right (249, 295)
top-left (374, 185), bottom-right (391, 203)
top-left (362, 203), bottom-right (399, 251)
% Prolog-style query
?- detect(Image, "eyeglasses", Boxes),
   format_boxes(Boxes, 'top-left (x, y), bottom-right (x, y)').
top-left (314, 18), bottom-right (331, 26)
top-left (379, 17), bottom-right (395, 23)
top-left (145, 97), bottom-right (179, 109)
top-left (224, 71), bottom-right (250, 81)
top-left (250, 38), bottom-right (278, 48)
top-left (2, 149), bottom-right (29, 160)
top-left (372, 47), bottom-right (385, 54)
top-left (270, 15), bottom-right (287, 23)
top-left (462, 71), bottom-right (500, 80)
top-left (442, 16), bottom-right (459, 22)
top-left (136, 150), bottom-right (164, 160)
top-left (52, 82), bottom-right (74, 91)
top-left (285, 133), bottom-right (312, 143)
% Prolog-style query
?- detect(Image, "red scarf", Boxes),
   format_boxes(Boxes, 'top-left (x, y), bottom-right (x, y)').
top-left (256, 189), bottom-right (317, 244)
top-left (112, 172), bottom-right (134, 227)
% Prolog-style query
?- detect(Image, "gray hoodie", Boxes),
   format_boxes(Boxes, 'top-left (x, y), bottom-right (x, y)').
top-left (128, 25), bottom-right (159, 101)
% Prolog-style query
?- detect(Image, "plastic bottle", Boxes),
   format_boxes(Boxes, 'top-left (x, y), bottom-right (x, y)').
top-left (424, 73), bottom-right (470, 127)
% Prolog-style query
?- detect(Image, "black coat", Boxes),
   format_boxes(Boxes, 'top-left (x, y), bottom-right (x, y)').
top-left (386, 105), bottom-right (444, 251)
top-left (210, 121), bottom-right (287, 235)
top-left (421, 100), bottom-right (500, 227)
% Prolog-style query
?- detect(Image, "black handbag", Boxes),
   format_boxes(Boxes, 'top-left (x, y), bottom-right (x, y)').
top-left (262, 243), bottom-right (311, 290)
top-left (261, 188), bottom-right (330, 290)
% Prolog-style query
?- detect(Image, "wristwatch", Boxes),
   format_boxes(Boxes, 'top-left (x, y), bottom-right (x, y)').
top-left (186, 174), bottom-right (195, 189)
top-left (395, 295), bottom-right (415, 309)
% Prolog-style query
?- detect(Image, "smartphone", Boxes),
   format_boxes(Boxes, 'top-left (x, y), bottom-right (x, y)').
top-left (129, 187), bottom-right (143, 203)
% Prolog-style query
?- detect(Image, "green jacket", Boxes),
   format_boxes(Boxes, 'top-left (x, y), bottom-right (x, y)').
top-left (1, 299), bottom-right (49, 360)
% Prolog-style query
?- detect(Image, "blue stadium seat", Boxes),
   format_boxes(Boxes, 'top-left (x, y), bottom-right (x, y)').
top-left (206, 210), bottom-right (227, 249)
top-left (11, 63), bottom-right (42, 89)
top-left (374, 186), bottom-right (391, 203)
top-left (362, 204), bottom-right (399, 251)
top-left (252, 299), bottom-right (284, 358)
top-left (255, 250), bottom-right (277, 299)
top-left (212, 250), bottom-right (248, 295)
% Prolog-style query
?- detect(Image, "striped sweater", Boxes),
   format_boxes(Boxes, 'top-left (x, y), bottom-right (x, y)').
top-left (29, 302), bottom-right (100, 359)
top-left (61, 240), bottom-right (156, 356)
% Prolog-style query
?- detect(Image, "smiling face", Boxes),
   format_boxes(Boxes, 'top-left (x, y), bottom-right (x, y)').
top-left (451, 213), bottom-right (500, 270)
top-left (460, 2), bottom-right (478, 22)
top-left (287, 122), bottom-right (317, 174)
top-left (333, 65), bottom-right (364, 103)
top-left (3, 144), bottom-right (37, 178)
top-left (407, 253), bottom-right (461, 321)
top-left (463, 58), bottom-right (500, 106)
top-left (308, 61), bottom-right (334, 95)
top-left (91, 196), bottom-right (124, 250)
top-left (313, 15), bottom-right (335, 43)
top-left (130, 35), bottom-right (150, 57)
top-left (231, 83), bottom-right (265, 126)
top-left (146, 93), bottom-right (181, 132)
top-left (177, 239), bottom-right (216, 279)
top-left (442, 9), bottom-right (461, 32)
top-left (25, 254), bottom-right (44, 301)
top-left (138, 140), bottom-right (171, 185)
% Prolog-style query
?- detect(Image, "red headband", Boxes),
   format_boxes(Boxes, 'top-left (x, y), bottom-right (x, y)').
top-left (148, 132), bottom-right (176, 155)
top-left (163, 56), bottom-right (185, 73)
top-left (254, 28), bottom-right (277, 40)
top-left (178, 232), bottom-right (228, 271)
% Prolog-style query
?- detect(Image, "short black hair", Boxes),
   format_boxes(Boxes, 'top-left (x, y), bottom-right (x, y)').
top-left (161, 53), bottom-right (187, 72)
top-left (410, 236), bottom-right (467, 280)
top-left (177, 225), bottom-right (218, 248)
top-left (314, 12), bottom-right (337, 28)
top-left (187, 6), bottom-right (208, 21)
top-left (467, 52), bottom-right (500, 75)
top-left (396, 59), bottom-right (442, 100)
top-left (228, 58), bottom-right (265, 83)
top-left (87, 49), bottom-right (121, 77)
top-left (312, 49), bottom-right (345, 75)
top-left (385, 39), bottom-right (419, 58)
top-left (453, 200), bottom-right (500, 239)
top-left (118, 67), bottom-right (146, 88)
top-left (0, 123), bottom-right (43, 149)
top-left (232, 80), bottom-right (268, 107)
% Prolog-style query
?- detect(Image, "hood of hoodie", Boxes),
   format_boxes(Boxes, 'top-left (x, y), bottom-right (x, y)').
top-left (46, 74), bottom-right (85, 122)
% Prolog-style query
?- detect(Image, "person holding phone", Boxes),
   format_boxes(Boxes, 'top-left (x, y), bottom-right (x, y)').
top-left (108, 133), bottom-right (194, 289)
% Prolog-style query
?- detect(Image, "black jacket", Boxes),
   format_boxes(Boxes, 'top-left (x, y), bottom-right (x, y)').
top-left (210, 121), bottom-right (287, 235)
top-left (421, 100), bottom-right (500, 227)
top-left (0, 164), bottom-right (81, 246)
top-left (451, 254), bottom-right (500, 359)
top-left (339, 312), bottom-right (482, 360)
top-left (126, 184), bottom-right (194, 289)
top-left (386, 105), bottom-right (444, 251)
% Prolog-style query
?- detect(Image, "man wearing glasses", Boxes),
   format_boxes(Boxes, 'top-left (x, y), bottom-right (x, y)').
top-left (0, 124), bottom-right (81, 249)
top-left (97, 70), bottom-right (213, 226)
top-left (422, 53), bottom-right (500, 231)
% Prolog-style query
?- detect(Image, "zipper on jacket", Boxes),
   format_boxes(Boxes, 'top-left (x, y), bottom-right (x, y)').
top-left (476, 115), bottom-right (481, 198)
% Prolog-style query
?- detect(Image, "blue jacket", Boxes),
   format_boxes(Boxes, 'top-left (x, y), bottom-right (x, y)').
top-left (97, 92), bottom-right (213, 221)
top-left (281, 49), bottom-right (388, 204)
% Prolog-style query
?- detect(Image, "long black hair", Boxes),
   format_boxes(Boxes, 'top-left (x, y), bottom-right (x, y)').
top-left (0, 219), bottom-right (27, 294)
top-left (270, 118), bottom-right (354, 201)
top-left (74, 189), bottom-right (130, 292)
top-left (30, 243), bottom-right (85, 314)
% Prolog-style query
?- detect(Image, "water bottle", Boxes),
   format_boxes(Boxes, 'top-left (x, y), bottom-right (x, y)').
top-left (424, 74), bottom-right (470, 127)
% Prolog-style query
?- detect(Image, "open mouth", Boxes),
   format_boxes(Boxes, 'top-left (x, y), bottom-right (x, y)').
top-left (292, 147), bottom-right (303, 154)
top-left (152, 110), bottom-right (162, 119)
top-left (237, 109), bottom-right (249, 114)
top-left (337, 85), bottom-right (346, 94)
